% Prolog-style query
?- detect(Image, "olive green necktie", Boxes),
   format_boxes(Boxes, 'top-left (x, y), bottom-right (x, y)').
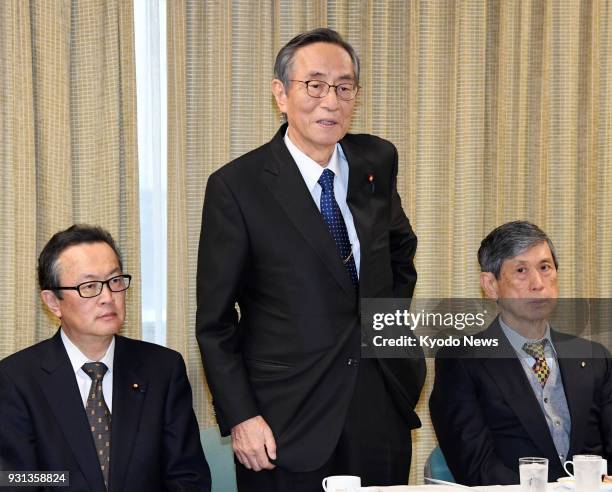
top-left (82, 362), bottom-right (111, 489)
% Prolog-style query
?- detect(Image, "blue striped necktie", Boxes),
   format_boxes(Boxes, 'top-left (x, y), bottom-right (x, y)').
top-left (318, 169), bottom-right (358, 288)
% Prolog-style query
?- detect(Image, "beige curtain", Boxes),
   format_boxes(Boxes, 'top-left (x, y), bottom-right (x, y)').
top-left (0, 0), bottom-right (141, 359)
top-left (167, 0), bottom-right (612, 484)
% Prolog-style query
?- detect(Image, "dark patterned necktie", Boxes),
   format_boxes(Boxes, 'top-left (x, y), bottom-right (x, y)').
top-left (522, 340), bottom-right (550, 387)
top-left (318, 169), bottom-right (359, 288)
top-left (82, 362), bottom-right (111, 488)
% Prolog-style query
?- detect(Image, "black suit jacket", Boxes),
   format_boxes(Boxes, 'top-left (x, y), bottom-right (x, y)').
top-left (196, 124), bottom-right (425, 471)
top-left (429, 319), bottom-right (612, 485)
top-left (0, 331), bottom-right (211, 492)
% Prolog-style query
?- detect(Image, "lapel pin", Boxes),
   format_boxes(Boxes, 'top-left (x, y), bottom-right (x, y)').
top-left (367, 173), bottom-right (375, 193)
top-left (132, 383), bottom-right (146, 393)
top-left (581, 361), bottom-right (586, 368)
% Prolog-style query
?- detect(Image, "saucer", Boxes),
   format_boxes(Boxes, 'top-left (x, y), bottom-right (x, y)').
top-left (554, 480), bottom-right (612, 491)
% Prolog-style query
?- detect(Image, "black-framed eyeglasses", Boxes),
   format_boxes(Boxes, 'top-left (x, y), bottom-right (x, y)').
top-left (52, 274), bottom-right (132, 299)
top-left (290, 79), bottom-right (360, 101)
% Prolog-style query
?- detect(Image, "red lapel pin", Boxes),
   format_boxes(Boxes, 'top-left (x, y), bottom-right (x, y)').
top-left (367, 173), bottom-right (375, 193)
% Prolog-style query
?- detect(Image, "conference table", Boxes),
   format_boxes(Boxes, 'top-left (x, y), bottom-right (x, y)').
top-left (364, 484), bottom-right (577, 492)
top-left (363, 487), bottom-right (521, 492)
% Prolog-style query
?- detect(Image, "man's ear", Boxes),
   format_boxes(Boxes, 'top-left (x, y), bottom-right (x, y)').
top-left (41, 290), bottom-right (62, 318)
top-left (480, 272), bottom-right (499, 300)
top-left (271, 79), bottom-right (288, 114)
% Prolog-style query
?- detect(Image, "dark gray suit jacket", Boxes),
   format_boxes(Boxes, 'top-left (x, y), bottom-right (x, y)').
top-left (0, 331), bottom-right (211, 491)
top-left (430, 318), bottom-right (612, 485)
top-left (196, 124), bottom-right (425, 471)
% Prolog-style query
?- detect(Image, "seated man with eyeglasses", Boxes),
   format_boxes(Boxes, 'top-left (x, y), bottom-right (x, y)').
top-left (430, 221), bottom-right (612, 485)
top-left (0, 224), bottom-right (211, 492)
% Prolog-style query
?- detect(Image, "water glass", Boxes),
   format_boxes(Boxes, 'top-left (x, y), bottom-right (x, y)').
top-left (520, 457), bottom-right (548, 492)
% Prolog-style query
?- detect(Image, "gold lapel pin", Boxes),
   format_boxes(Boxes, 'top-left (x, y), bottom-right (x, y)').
top-left (581, 361), bottom-right (586, 368)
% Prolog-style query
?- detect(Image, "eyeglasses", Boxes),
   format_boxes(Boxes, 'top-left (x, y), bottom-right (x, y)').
top-left (290, 79), bottom-right (360, 101)
top-left (52, 274), bottom-right (132, 299)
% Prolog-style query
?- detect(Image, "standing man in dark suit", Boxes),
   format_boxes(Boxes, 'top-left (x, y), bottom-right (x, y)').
top-left (0, 225), bottom-right (211, 492)
top-left (430, 221), bottom-right (612, 485)
top-left (196, 28), bottom-right (425, 491)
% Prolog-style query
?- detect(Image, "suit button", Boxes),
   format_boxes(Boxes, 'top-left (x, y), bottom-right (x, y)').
top-left (347, 358), bottom-right (358, 367)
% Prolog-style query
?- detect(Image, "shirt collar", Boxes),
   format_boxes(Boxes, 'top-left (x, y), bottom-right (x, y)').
top-left (284, 131), bottom-right (342, 192)
top-left (499, 316), bottom-right (557, 358)
top-left (60, 328), bottom-right (115, 375)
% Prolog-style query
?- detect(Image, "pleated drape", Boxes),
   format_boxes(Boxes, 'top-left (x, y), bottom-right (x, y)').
top-left (0, 0), bottom-right (141, 356)
top-left (167, 1), bottom-right (612, 483)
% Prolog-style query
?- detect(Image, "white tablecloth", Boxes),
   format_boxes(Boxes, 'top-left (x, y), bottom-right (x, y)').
top-left (364, 484), bottom-right (573, 492)
top-left (361, 486), bottom-right (519, 492)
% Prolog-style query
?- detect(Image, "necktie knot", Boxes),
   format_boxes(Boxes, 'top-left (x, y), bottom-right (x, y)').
top-left (318, 169), bottom-right (335, 194)
top-left (82, 362), bottom-right (108, 381)
top-left (522, 339), bottom-right (550, 387)
top-left (523, 340), bottom-right (547, 359)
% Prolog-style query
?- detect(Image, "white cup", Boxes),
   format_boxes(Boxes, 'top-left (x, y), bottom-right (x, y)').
top-left (563, 455), bottom-right (605, 492)
top-left (322, 475), bottom-right (361, 492)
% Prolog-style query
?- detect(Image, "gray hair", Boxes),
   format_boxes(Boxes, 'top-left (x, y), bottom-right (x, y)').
top-left (274, 28), bottom-right (360, 88)
top-left (478, 221), bottom-right (559, 278)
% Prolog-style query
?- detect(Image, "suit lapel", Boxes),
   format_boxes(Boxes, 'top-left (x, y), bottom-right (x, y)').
top-left (553, 332), bottom-right (593, 455)
top-left (340, 138), bottom-right (373, 281)
top-left (39, 332), bottom-right (106, 491)
top-left (481, 320), bottom-right (560, 460)
top-left (108, 336), bottom-right (147, 492)
top-left (263, 125), bottom-right (355, 295)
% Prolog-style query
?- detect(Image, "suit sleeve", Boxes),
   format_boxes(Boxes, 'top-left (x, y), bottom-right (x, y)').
top-left (388, 147), bottom-right (418, 299)
top-left (0, 367), bottom-right (37, 468)
top-left (379, 145), bottom-right (425, 423)
top-left (0, 366), bottom-right (40, 492)
top-left (593, 344), bottom-right (612, 467)
top-left (162, 354), bottom-right (211, 491)
top-left (196, 172), bottom-right (259, 435)
top-left (429, 355), bottom-right (518, 485)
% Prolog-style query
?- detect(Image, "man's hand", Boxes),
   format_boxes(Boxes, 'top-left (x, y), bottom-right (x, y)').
top-left (231, 415), bottom-right (277, 471)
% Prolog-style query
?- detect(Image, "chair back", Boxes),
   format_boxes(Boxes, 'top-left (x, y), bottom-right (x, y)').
top-left (201, 427), bottom-right (237, 492)
top-left (424, 446), bottom-right (455, 483)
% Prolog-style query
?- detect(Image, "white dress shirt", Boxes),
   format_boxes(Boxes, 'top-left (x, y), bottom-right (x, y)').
top-left (284, 132), bottom-right (361, 275)
top-left (60, 329), bottom-right (114, 412)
